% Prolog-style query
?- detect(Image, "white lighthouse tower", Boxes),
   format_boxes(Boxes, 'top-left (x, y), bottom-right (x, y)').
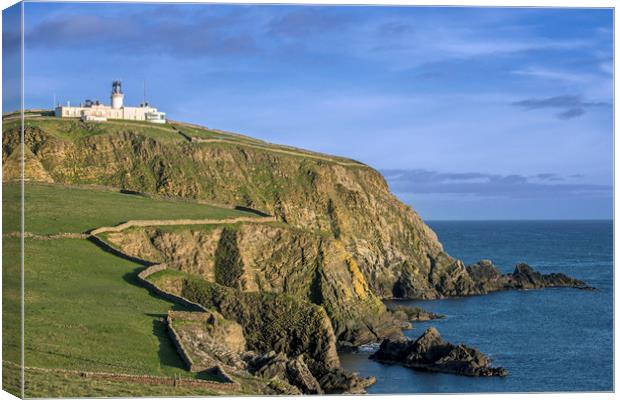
top-left (111, 80), bottom-right (124, 109)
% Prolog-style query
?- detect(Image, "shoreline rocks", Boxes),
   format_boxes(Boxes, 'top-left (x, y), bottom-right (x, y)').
top-left (370, 327), bottom-right (508, 378)
top-left (467, 260), bottom-right (594, 293)
top-left (388, 304), bottom-right (445, 323)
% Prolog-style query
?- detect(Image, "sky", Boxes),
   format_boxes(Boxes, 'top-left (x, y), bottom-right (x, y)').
top-left (4, 3), bottom-right (614, 220)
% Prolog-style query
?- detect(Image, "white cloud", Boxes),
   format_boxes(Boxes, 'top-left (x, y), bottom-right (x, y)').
top-left (511, 67), bottom-right (594, 84)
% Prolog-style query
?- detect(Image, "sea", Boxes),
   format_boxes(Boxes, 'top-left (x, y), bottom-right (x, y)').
top-left (340, 220), bottom-right (613, 393)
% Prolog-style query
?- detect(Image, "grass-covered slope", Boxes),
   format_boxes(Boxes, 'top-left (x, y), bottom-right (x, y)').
top-left (3, 180), bottom-right (22, 397)
top-left (4, 182), bottom-right (258, 235)
top-left (2, 182), bottom-right (280, 396)
top-left (23, 238), bottom-right (190, 376)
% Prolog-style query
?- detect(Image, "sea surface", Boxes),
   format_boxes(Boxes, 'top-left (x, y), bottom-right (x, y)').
top-left (340, 220), bottom-right (613, 393)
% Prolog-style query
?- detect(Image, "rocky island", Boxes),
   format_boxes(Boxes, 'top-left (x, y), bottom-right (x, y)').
top-left (2, 114), bottom-right (591, 395)
top-left (371, 327), bottom-right (508, 377)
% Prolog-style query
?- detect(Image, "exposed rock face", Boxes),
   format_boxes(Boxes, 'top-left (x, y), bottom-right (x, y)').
top-left (371, 327), bottom-right (508, 377)
top-left (317, 367), bottom-right (377, 394)
top-left (6, 120), bottom-right (590, 354)
top-left (3, 146), bottom-right (53, 183)
top-left (107, 224), bottom-right (401, 347)
top-left (246, 352), bottom-right (323, 394)
top-left (149, 270), bottom-right (340, 375)
top-left (167, 311), bottom-right (247, 371)
top-left (148, 269), bottom-right (374, 394)
top-left (244, 351), bottom-right (374, 394)
top-left (5, 121), bottom-right (590, 307)
top-left (3, 122), bottom-right (449, 301)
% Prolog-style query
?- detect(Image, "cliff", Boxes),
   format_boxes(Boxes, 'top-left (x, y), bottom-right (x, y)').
top-left (105, 223), bottom-right (400, 346)
top-left (3, 117), bottom-right (589, 348)
top-left (2, 117), bottom-right (449, 301)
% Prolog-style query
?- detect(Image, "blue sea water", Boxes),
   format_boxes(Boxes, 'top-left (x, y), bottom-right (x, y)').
top-left (340, 220), bottom-right (613, 393)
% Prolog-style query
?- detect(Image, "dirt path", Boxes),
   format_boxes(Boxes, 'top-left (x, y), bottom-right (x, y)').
top-left (169, 125), bottom-right (367, 168)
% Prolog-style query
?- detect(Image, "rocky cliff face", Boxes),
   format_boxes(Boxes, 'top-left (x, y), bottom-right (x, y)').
top-left (4, 119), bottom-right (589, 312)
top-left (3, 120), bottom-right (452, 301)
top-left (106, 223), bottom-right (401, 347)
top-left (146, 269), bottom-right (374, 393)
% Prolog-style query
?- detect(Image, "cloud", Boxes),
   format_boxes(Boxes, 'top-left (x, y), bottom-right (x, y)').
top-left (24, 9), bottom-right (258, 58)
top-left (382, 169), bottom-right (611, 199)
top-left (511, 95), bottom-right (611, 119)
top-left (533, 173), bottom-right (563, 181)
top-left (512, 67), bottom-right (594, 84)
top-left (268, 9), bottom-right (349, 37)
top-left (557, 108), bottom-right (586, 120)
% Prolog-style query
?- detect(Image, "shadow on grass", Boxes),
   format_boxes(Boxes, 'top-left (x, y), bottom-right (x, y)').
top-left (122, 268), bottom-right (189, 311)
top-left (151, 318), bottom-right (188, 371)
top-left (196, 369), bottom-right (230, 383)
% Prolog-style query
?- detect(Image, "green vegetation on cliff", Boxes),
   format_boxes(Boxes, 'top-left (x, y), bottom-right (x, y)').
top-left (4, 182), bottom-right (257, 235)
top-left (147, 269), bottom-right (339, 374)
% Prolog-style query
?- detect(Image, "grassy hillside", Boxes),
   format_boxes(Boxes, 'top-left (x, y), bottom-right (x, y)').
top-left (3, 117), bottom-right (184, 143)
top-left (6, 366), bottom-right (226, 397)
top-left (4, 183), bottom-right (258, 235)
top-left (1, 182), bottom-right (279, 397)
top-left (23, 238), bottom-right (192, 377)
top-left (3, 182), bottom-right (21, 395)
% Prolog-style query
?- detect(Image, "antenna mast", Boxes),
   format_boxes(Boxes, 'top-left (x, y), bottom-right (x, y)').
top-left (143, 79), bottom-right (146, 105)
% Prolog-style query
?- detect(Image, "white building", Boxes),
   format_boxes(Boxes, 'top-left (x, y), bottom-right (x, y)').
top-left (55, 81), bottom-right (166, 124)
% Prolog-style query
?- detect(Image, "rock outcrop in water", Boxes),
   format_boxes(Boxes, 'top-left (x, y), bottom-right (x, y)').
top-left (370, 327), bottom-right (508, 377)
top-left (388, 304), bottom-right (445, 322)
top-left (467, 260), bottom-right (592, 292)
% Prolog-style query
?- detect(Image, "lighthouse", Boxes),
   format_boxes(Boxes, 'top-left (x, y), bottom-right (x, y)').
top-left (55, 80), bottom-right (166, 123)
top-left (111, 80), bottom-right (124, 109)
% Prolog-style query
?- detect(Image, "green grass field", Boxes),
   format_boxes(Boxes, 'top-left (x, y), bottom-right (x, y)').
top-left (1, 363), bottom-right (276, 397)
top-left (23, 238), bottom-right (194, 378)
top-left (16, 237), bottom-right (275, 396)
top-left (3, 237), bottom-right (22, 397)
top-left (3, 183), bottom-right (23, 396)
top-left (0, 182), bottom-right (277, 396)
top-left (4, 183), bottom-right (258, 235)
top-left (4, 117), bottom-right (184, 143)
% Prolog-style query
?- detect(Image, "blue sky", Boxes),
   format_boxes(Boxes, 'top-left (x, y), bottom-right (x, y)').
top-left (5, 3), bottom-right (614, 220)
